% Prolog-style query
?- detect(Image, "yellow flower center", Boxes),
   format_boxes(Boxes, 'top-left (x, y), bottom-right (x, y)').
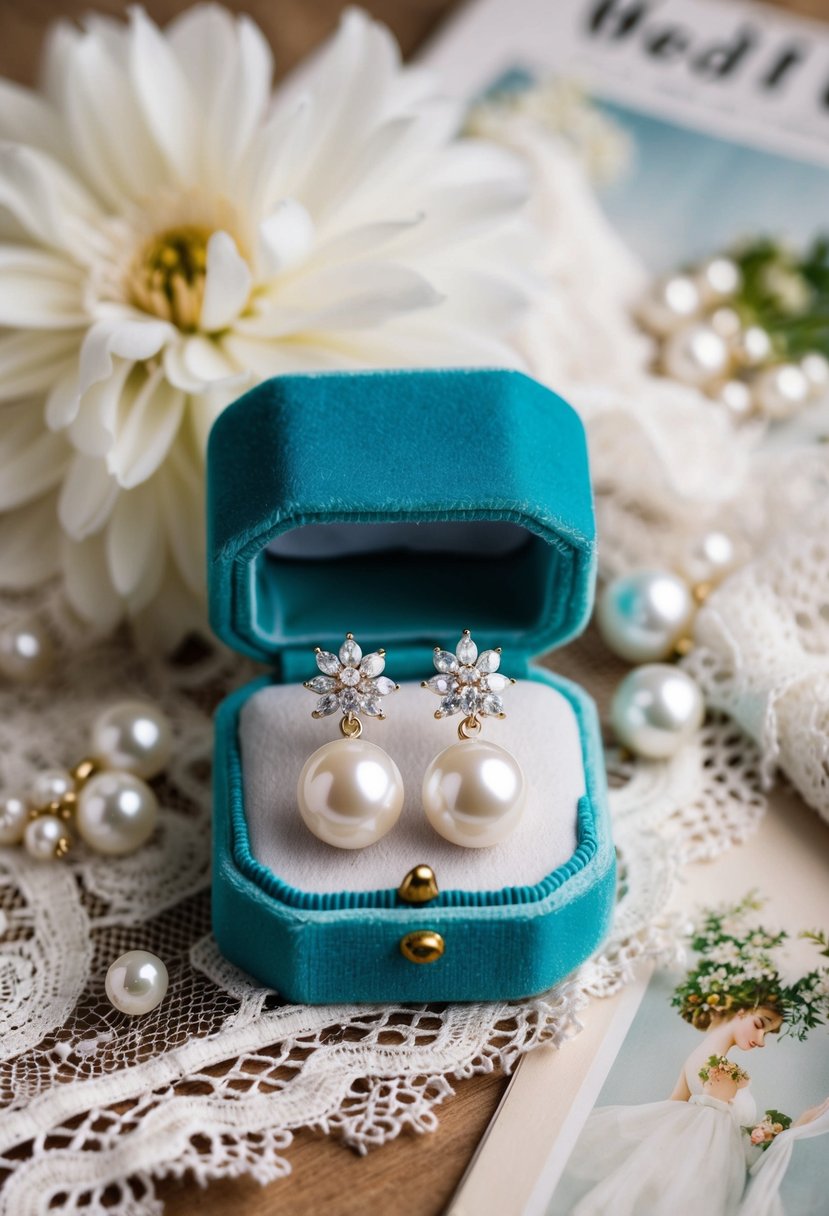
top-left (128, 226), bottom-right (211, 331)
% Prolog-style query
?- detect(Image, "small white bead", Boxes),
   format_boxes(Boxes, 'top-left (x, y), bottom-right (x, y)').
top-left (24, 814), bottom-right (70, 861)
top-left (297, 738), bottom-right (403, 849)
top-left (801, 352), bottom-right (829, 396)
top-left (0, 794), bottom-right (29, 845)
top-left (638, 275), bottom-right (701, 336)
top-left (76, 771), bottom-right (158, 856)
top-left (752, 363), bottom-right (811, 420)
top-left (709, 307), bottom-right (742, 341)
top-left (686, 531), bottom-right (738, 586)
top-left (735, 326), bottom-right (772, 367)
top-left (422, 739), bottom-right (525, 848)
top-left (0, 618), bottom-right (54, 683)
top-left (611, 665), bottom-right (705, 760)
top-left (663, 323), bottom-right (730, 388)
top-left (105, 950), bottom-right (168, 1016)
top-left (715, 379), bottom-right (754, 421)
top-left (31, 768), bottom-right (74, 811)
top-left (91, 700), bottom-right (172, 780)
top-left (695, 256), bottom-right (742, 305)
top-left (597, 570), bottom-right (695, 664)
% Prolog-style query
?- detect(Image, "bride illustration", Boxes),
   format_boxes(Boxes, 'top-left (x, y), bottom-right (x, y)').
top-left (556, 896), bottom-right (829, 1216)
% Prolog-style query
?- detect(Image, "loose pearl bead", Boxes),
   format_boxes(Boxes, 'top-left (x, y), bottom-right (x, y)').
top-left (687, 531), bottom-right (737, 586)
top-left (752, 363), bottom-right (812, 420)
top-left (297, 738), bottom-right (404, 849)
top-left (695, 256), bottom-right (742, 305)
top-left (801, 352), bottom-right (829, 395)
top-left (0, 794), bottom-right (29, 845)
top-left (105, 950), bottom-right (168, 1016)
top-left (31, 768), bottom-right (74, 811)
top-left (663, 323), bottom-right (730, 388)
top-left (611, 665), bottom-right (705, 760)
top-left (0, 619), bottom-right (54, 683)
top-left (24, 813), bottom-right (71, 860)
top-left (422, 739), bottom-right (526, 848)
top-left (91, 700), bottom-right (173, 780)
top-left (638, 275), bottom-right (701, 336)
top-left (715, 378), bottom-right (754, 421)
top-left (709, 307), bottom-right (742, 341)
top-left (597, 571), bottom-right (695, 664)
top-left (76, 771), bottom-right (158, 856)
top-left (735, 325), bottom-right (771, 367)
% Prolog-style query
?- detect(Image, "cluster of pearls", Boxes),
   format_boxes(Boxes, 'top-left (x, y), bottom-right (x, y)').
top-left (638, 256), bottom-right (829, 422)
top-left (597, 532), bottom-right (737, 760)
top-left (0, 700), bottom-right (172, 861)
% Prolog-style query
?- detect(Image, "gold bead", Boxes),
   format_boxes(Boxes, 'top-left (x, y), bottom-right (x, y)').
top-left (72, 758), bottom-right (99, 785)
top-left (400, 930), bottom-right (445, 965)
top-left (54, 836), bottom-right (71, 859)
top-left (397, 865), bottom-right (439, 904)
top-left (693, 581), bottom-right (713, 605)
top-left (674, 636), bottom-right (694, 657)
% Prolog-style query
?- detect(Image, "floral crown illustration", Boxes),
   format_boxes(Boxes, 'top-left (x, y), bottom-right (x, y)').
top-left (671, 892), bottom-right (829, 1040)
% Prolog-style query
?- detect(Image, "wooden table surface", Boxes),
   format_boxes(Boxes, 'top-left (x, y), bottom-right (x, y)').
top-left (1, 0), bottom-right (826, 1212)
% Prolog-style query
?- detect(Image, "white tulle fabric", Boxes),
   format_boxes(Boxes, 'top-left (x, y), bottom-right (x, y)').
top-left (0, 581), bottom-right (764, 1213)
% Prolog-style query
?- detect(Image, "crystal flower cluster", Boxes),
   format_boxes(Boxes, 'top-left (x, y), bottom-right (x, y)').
top-left (305, 634), bottom-right (397, 720)
top-left (423, 630), bottom-right (514, 720)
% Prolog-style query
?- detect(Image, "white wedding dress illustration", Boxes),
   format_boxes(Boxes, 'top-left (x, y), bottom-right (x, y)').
top-left (558, 1067), bottom-right (756, 1216)
top-left (738, 1106), bottom-right (829, 1216)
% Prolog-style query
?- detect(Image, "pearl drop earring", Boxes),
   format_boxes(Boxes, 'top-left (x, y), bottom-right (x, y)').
top-left (421, 630), bottom-right (525, 848)
top-left (296, 634), bottom-right (404, 849)
top-left (2, 700), bottom-right (172, 861)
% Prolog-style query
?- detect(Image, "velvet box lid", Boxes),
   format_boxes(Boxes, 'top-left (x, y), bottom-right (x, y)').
top-left (206, 368), bottom-right (614, 1004)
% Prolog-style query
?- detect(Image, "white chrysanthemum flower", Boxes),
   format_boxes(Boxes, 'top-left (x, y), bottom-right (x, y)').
top-left (0, 5), bottom-right (531, 646)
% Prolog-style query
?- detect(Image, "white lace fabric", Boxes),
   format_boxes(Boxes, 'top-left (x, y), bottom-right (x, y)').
top-left (0, 588), bottom-right (766, 1215)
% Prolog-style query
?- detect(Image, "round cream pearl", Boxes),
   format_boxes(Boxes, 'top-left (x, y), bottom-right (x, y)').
top-left (422, 738), bottom-right (526, 848)
top-left (611, 665), bottom-right (705, 760)
top-left (75, 771), bottom-right (158, 856)
top-left (695, 256), bottom-right (742, 305)
top-left (687, 531), bottom-right (737, 586)
top-left (105, 950), bottom-right (168, 1016)
top-left (0, 794), bottom-right (29, 845)
top-left (31, 768), bottom-right (74, 811)
top-left (0, 619), bottom-right (54, 683)
top-left (638, 275), bottom-right (701, 336)
top-left (24, 813), bottom-right (71, 861)
top-left (597, 570), bottom-right (695, 664)
top-left (91, 701), bottom-right (173, 780)
top-left (752, 363), bottom-right (812, 420)
top-left (297, 738), bottom-right (404, 850)
top-left (709, 307), bottom-right (742, 342)
top-left (801, 352), bottom-right (829, 396)
top-left (735, 325), bottom-right (771, 367)
top-left (715, 378), bottom-right (754, 421)
top-left (663, 323), bottom-right (730, 388)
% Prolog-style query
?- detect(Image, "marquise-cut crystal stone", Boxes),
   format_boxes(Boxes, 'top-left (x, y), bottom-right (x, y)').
top-left (339, 689), bottom-right (360, 712)
top-left (362, 697), bottom-right (383, 716)
top-left (459, 687), bottom-right (481, 715)
top-left (340, 666), bottom-right (361, 687)
top-left (456, 634), bottom-right (478, 665)
top-left (373, 676), bottom-right (396, 696)
top-left (425, 674), bottom-right (456, 695)
top-left (315, 693), bottom-right (339, 716)
top-left (477, 649), bottom-right (500, 674)
top-left (339, 637), bottom-right (362, 666)
top-left (434, 650), bottom-right (459, 674)
top-left (482, 673), bottom-right (507, 693)
top-left (360, 652), bottom-right (385, 678)
top-left (305, 675), bottom-right (337, 694)
top-left (438, 693), bottom-right (462, 716)
top-left (316, 650), bottom-right (340, 676)
top-left (481, 693), bottom-right (504, 716)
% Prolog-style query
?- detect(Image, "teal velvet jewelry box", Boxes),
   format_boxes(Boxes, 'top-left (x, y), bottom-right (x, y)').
top-left (207, 368), bottom-right (615, 1003)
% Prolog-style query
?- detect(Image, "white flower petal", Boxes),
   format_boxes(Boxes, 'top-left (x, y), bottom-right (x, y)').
top-left (0, 143), bottom-right (102, 253)
top-left (62, 531), bottom-right (124, 630)
top-left (75, 318), bottom-right (175, 422)
top-left (181, 335), bottom-right (244, 386)
top-left (128, 8), bottom-right (199, 182)
top-left (107, 368), bottom-right (185, 488)
top-left (0, 494), bottom-right (62, 588)
top-left (0, 330), bottom-right (80, 403)
top-left (158, 426), bottom-right (205, 596)
top-left (0, 79), bottom-right (66, 163)
top-left (200, 232), bottom-right (252, 333)
top-left (221, 334), bottom-right (356, 377)
top-left (0, 401), bottom-right (71, 509)
top-left (0, 244), bottom-right (87, 328)
top-left (58, 452), bottom-right (119, 539)
top-left (67, 357), bottom-right (132, 456)
top-left (105, 482), bottom-right (164, 605)
top-left (130, 557), bottom-right (205, 652)
top-left (258, 200), bottom-right (315, 277)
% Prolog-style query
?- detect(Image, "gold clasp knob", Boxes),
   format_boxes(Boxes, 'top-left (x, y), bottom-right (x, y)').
top-left (400, 930), bottom-right (445, 964)
top-left (397, 864), bottom-right (439, 904)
